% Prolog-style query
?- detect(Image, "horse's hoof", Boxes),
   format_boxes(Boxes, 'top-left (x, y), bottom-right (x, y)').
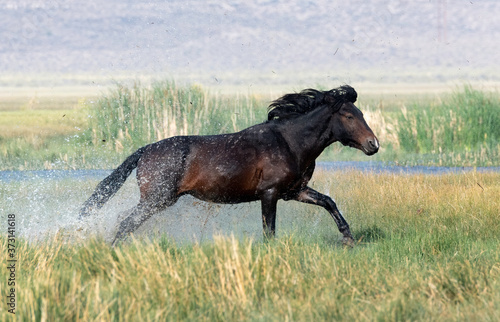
top-left (342, 236), bottom-right (355, 248)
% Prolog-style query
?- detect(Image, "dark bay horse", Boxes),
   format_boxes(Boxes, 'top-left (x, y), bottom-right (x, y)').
top-left (79, 85), bottom-right (379, 246)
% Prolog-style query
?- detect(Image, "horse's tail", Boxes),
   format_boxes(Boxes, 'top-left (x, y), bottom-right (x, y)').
top-left (79, 146), bottom-right (147, 218)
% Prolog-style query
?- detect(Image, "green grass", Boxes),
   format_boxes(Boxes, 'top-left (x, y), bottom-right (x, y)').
top-left (85, 81), bottom-right (266, 151)
top-left (395, 86), bottom-right (500, 166)
top-left (0, 81), bottom-right (498, 169)
top-left (1, 170), bottom-right (499, 320)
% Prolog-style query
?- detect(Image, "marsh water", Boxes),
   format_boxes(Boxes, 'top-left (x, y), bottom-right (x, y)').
top-left (1, 162), bottom-right (499, 244)
top-left (1, 161), bottom-right (499, 182)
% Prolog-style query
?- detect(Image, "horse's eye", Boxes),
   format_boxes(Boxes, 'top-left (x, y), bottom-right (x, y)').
top-left (346, 115), bottom-right (354, 120)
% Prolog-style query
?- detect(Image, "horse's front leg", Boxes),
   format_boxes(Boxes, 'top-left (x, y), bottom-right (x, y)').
top-left (260, 189), bottom-right (278, 240)
top-left (295, 187), bottom-right (355, 247)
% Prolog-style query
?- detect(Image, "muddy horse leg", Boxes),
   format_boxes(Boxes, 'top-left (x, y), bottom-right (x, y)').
top-left (295, 187), bottom-right (355, 247)
top-left (260, 189), bottom-right (278, 240)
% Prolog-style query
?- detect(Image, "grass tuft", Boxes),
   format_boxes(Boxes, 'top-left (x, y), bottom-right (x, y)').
top-left (84, 81), bottom-right (265, 153)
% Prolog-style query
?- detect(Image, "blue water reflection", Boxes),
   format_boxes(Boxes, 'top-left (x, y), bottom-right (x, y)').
top-left (1, 162), bottom-right (499, 182)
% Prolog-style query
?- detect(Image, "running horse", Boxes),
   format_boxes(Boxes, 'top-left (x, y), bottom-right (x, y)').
top-left (79, 85), bottom-right (379, 246)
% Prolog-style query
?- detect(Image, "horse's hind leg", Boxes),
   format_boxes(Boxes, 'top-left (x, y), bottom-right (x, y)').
top-left (111, 141), bottom-right (186, 246)
top-left (111, 203), bottom-right (151, 246)
top-left (111, 170), bottom-right (181, 246)
top-left (111, 193), bottom-right (178, 247)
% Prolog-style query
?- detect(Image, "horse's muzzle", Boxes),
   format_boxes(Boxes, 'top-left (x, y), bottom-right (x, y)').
top-left (363, 137), bottom-right (380, 156)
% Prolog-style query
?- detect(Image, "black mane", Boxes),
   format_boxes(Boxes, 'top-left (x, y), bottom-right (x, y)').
top-left (267, 85), bottom-right (357, 120)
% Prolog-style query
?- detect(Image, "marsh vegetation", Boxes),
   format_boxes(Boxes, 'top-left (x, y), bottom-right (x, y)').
top-left (1, 81), bottom-right (498, 170)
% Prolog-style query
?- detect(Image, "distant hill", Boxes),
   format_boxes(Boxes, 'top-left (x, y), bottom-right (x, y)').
top-left (1, 0), bottom-right (499, 84)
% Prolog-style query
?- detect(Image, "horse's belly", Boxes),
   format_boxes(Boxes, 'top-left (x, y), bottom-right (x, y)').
top-left (184, 178), bottom-right (262, 204)
top-left (178, 162), bottom-right (263, 203)
top-left (177, 136), bottom-right (296, 203)
top-left (189, 189), bottom-right (260, 204)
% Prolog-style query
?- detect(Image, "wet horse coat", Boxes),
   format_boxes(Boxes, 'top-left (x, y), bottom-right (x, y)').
top-left (79, 85), bottom-right (379, 246)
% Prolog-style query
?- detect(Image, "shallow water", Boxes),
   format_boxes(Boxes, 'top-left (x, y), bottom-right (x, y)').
top-left (317, 161), bottom-right (500, 174)
top-left (1, 162), bottom-right (498, 244)
top-left (0, 161), bottom-right (500, 183)
top-left (1, 161), bottom-right (499, 183)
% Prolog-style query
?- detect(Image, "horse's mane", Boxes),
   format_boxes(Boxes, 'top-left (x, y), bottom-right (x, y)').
top-left (267, 85), bottom-right (357, 120)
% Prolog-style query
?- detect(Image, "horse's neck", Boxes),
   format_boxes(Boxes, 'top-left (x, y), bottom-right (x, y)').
top-left (277, 106), bottom-right (335, 168)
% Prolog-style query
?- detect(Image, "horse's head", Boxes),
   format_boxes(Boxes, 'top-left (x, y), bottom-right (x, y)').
top-left (268, 85), bottom-right (379, 156)
top-left (326, 88), bottom-right (379, 156)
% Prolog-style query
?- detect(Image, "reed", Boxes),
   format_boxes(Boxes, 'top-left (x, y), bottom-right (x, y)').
top-left (85, 81), bottom-right (266, 153)
top-left (395, 85), bottom-right (500, 165)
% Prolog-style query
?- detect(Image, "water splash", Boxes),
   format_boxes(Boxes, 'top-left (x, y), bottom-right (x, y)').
top-left (0, 171), bottom-right (262, 245)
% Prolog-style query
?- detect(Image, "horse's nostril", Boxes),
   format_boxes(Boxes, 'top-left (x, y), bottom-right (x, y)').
top-left (368, 138), bottom-right (379, 149)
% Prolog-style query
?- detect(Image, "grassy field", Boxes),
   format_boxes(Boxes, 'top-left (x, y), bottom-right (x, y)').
top-left (1, 81), bottom-right (499, 320)
top-left (0, 81), bottom-right (499, 170)
top-left (1, 170), bottom-right (499, 320)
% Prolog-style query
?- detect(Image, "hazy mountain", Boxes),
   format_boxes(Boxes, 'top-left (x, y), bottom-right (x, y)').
top-left (1, 0), bottom-right (499, 83)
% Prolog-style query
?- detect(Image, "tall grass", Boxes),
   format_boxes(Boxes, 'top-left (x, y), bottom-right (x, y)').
top-left (0, 81), bottom-right (267, 169)
top-left (86, 81), bottom-right (265, 153)
top-left (395, 86), bottom-right (500, 165)
top-left (1, 170), bottom-right (499, 320)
